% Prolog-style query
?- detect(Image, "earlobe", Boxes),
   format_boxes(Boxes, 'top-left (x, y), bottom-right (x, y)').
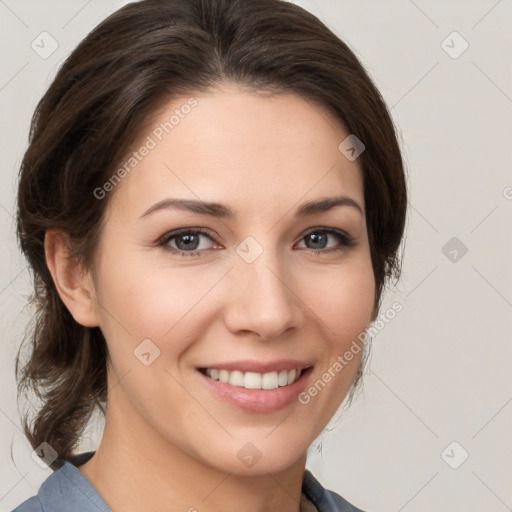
top-left (44, 229), bottom-right (100, 328)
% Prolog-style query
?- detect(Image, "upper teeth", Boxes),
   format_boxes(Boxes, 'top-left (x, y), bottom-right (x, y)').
top-left (205, 368), bottom-right (301, 390)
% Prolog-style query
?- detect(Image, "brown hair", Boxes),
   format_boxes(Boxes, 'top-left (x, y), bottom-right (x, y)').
top-left (15, 0), bottom-right (407, 466)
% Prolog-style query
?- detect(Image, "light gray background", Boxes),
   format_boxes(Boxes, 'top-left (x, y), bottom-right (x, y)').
top-left (1, 1), bottom-right (511, 511)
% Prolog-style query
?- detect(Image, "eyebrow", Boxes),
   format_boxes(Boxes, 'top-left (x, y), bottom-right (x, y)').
top-left (139, 195), bottom-right (364, 219)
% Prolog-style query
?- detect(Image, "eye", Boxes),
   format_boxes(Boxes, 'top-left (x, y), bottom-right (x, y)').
top-left (296, 228), bottom-right (355, 255)
top-left (157, 226), bottom-right (355, 258)
top-left (158, 228), bottom-right (218, 257)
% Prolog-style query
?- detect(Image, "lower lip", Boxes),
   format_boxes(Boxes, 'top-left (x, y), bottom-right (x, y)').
top-left (197, 367), bottom-right (313, 413)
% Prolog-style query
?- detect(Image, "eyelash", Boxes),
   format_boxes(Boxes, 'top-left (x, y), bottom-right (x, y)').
top-left (157, 227), bottom-right (355, 258)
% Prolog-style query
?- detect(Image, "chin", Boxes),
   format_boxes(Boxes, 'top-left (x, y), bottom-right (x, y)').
top-left (200, 437), bottom-right (308, 476)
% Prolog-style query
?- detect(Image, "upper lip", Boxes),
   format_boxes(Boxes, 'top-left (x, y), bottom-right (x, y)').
top-left (197, 359), bottom-right (313, 374)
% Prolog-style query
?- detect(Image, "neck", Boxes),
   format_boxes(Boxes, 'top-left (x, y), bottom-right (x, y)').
top-left (78, 391), bottom-right (308, 512)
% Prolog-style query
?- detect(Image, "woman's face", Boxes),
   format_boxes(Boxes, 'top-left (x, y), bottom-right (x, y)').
top-left (89, 83), bottom-right (376, 474)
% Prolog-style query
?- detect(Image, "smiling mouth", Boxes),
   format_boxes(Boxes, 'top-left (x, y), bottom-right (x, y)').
top-left (198, 366), bottom-right (312, 390)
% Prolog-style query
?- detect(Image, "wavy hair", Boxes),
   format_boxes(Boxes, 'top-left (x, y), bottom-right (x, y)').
top-left (15, 0), bottom-right (407, 466)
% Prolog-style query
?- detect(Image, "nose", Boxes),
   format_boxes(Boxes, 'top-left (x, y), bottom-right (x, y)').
top-left (223, 247), bottom-right (302, 340)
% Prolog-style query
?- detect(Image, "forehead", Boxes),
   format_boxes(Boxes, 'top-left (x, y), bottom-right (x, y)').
top-left (107, 84), bottom-right (364, 219)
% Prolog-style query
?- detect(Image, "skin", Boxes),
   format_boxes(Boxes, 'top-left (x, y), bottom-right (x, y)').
top-left (45, 82), bottom-right (377, 512)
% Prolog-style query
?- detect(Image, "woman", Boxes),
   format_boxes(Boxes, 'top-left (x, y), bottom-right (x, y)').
top-left (12, 0), bottom-right (407, 510)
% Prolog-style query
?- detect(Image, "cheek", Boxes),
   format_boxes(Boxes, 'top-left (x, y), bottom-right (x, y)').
top-left (95, 253), bottom-right (226, 355)
top-left (300, 257), bottom-right (376, 346)
top-left (96, 240), bottom-right (375, 361)
top-left (293, 258), bottom-right (375, 424)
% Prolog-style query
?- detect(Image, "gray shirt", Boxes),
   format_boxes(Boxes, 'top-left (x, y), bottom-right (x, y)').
top-left (11, 452), bottom-right (365, 512)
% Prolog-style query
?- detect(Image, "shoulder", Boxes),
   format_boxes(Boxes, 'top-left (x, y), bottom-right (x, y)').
top-left (9, 452), bottom-right (110, 512)
top-left (10, 496), bottom-right (43, 512)
top-left (302, 469), bottom-right (367, 512)
top-left (9, 464), bottom-right (67, 512)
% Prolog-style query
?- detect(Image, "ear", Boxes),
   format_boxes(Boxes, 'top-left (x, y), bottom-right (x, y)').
top-left (44, 229), bottom-right (100, 328)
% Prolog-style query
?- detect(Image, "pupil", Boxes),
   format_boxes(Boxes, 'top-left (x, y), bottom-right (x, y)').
top-left (308, 232), bottom-right (326, 249)
top-left (177, 234), bottom-right (199, 250)
top-left (174, 232), bottom-right (328, 251)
